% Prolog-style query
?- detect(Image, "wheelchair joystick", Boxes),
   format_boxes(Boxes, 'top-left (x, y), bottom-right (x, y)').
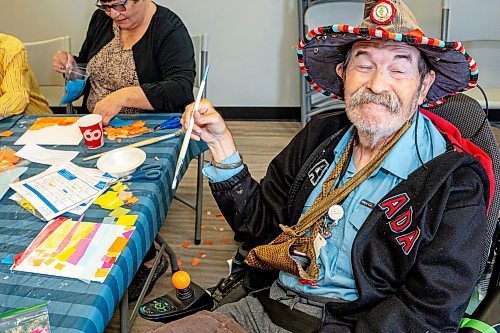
top-left (139, 270), bottom-right (215, 323)
top-left (172, 271), bottom-right (194, 300)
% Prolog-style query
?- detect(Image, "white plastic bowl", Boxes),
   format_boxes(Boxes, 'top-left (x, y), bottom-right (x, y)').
top-left (96, 148), bottom-right (146, 178)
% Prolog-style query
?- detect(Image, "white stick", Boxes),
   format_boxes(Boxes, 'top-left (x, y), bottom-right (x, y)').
top-left (83, 130), bottom-right (182, 161)
top-left (171, 65), bottom-right (210, 189)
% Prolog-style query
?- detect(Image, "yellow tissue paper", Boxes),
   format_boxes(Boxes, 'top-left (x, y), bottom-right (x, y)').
top-left (109, 207), bottom-right (131, 218)
top-left (111, 182), bottom-right (128, 192)
top-left (116, 215), bottom-right (138, 226)
top-left (94, 191), bottom-right (118, 206)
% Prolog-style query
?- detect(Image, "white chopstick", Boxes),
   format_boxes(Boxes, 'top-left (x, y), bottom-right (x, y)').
top-left (171, 65), bottom-right (210, 189)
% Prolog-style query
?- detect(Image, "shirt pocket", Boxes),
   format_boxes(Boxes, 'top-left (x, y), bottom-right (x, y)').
top-left (334, 204), bottom-right (373, 279)
top-left (344, 204), bottom-right (373, 246)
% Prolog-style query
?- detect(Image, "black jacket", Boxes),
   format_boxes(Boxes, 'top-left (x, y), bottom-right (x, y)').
top-left (75, 6), bottom-right (195, 113)
top-left (210, 112), bottom-right (491, 332)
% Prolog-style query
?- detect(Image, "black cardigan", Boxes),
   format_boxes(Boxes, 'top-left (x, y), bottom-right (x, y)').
top-left (210, 113), bottom-right (490, 332)
top-left (75, 5), bottom-right (195, 113)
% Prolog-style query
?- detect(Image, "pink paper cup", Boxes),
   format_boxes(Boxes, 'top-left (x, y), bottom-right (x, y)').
top-left (77, 114), bottom-right (104, 149)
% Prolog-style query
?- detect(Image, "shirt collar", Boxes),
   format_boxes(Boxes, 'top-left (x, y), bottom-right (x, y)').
top-left (378, 115), bottom-right (418, 180)
top-left (333, 111), bottom-right (426, 180)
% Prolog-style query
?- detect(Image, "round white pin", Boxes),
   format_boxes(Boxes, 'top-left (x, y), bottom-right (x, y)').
top-left (328, 205), bottom-right (344, 221)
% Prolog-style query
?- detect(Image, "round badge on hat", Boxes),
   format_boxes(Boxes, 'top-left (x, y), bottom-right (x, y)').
top-left (370, 0), bottom-right (397, 25)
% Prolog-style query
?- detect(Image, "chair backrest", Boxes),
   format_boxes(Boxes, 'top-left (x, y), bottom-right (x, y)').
top-left (24, 36), bottom-right (70, 108)
top-left (190, 33), bottom-right (209, 99)
top-left (427, 93), bottom-right (500, 270)
top-left (445, 0), bottom-right (500, 109)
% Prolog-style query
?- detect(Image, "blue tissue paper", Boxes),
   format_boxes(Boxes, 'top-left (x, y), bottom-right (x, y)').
top-left (108, 117), bottom-right (134, 127)
top-left (1, 255), bottom-right (14, 265)
top-left (60, 79), bottom-right (86, 105)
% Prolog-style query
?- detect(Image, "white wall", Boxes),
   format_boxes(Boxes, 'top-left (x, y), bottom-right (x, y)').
top-left (0, 0), bottom-right (95, 55)
top-left (160, 0), bottom-right (300, 107)
top-left (0, 0), bottom-right (444, 107)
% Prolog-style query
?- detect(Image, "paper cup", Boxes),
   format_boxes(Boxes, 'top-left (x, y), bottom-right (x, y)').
top-left (77, 114), bottom-right (104, 149)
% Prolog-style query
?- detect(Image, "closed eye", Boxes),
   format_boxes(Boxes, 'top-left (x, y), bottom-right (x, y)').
top-left (357, 65), bottom-right (373, 71)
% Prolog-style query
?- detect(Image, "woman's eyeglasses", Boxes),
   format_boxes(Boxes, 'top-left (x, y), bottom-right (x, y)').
top-left (95, 0), bottom-right (128, 12)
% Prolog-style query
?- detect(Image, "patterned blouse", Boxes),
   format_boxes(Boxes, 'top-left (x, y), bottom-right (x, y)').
top-left (87, 23), bottom-right (142, 114)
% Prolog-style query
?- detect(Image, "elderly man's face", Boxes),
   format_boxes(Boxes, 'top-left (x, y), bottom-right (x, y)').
top-left (336, 39), bottom-right (435, 138)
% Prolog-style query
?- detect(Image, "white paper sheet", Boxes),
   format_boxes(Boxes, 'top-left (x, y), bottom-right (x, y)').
top-left (15, 144), bottom-right (79, 165)
top-left (14, 124), bottom-right (83, 146)
top-left (0, 167), bottom-right (28, 200)
top-left (9, 163), bottom-right (109, 221)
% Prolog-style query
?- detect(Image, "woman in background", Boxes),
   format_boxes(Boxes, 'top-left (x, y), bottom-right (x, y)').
top-left (53, 0), bottom-right (195, 125)
top-left (53, 0), bottom-right (195, 302)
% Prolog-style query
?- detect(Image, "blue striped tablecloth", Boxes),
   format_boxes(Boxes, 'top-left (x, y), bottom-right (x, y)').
top-left (0, 114), bottom-right (207, 332)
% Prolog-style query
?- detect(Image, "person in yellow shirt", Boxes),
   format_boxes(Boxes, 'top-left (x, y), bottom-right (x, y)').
top-left (0, 33), bottom-right (52, 120)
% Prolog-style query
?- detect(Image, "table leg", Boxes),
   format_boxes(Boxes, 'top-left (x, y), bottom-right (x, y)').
top-left (120, 290), bottom-right (129, 333)
top-left (194, 152), bottom-right (204, 245)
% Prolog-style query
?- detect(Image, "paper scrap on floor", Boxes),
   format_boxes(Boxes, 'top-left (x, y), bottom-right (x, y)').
top-left (9, 163), bottom-right (111, 221)
top-left (14, 117), bottom-right (83, 146)
top-left (12, 217), bottom-right (135, 282)
top-left (15, 144), bottom-right (79, 165)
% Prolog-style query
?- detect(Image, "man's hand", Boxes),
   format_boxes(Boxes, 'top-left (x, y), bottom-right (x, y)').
top-left (93, 90), bottom-right (126, 125)
top-left (52, 51), bottom-right (76, 74)
top-left (181, 99), bottom-right (237, 162)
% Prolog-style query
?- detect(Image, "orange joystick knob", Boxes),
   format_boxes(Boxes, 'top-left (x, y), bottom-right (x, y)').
top-left (172, 271), bottom-right (191, 289)
top-left (172, 271), bottom-right (193, 300)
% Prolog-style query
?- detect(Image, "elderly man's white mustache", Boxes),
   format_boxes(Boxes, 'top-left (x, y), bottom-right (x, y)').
top-left (347, 88), bottom-right (401, 114)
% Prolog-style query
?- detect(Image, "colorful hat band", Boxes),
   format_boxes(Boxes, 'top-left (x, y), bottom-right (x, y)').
top-left (297, 24), bottom-right (479, 108)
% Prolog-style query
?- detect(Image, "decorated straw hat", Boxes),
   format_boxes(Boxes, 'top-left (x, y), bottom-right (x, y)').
top-left (297, 0), bottom-right (478, 107)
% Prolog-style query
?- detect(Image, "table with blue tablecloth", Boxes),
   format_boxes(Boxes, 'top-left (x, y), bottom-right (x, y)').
top-left (0, 114), bottom-right (207, 333)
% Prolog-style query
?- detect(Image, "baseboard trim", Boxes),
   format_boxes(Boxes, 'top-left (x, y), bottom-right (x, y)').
top-left (50, 106), bottom-right (499, 122)
top-left (51, 106), bottom-right (301, 121)
top-left (215, 107), bottom-right (300, 121)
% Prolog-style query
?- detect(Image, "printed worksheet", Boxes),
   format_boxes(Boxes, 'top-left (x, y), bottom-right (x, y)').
top-left (67, 168), bottom-right (116, 216)
top-left (9, 163), bottom-right (109, 221)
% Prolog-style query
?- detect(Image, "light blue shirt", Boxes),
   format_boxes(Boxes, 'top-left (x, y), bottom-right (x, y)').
top-left (203, 112), bottom-right (446, 302)
top-left (203, 152), bottom-right (244, 182)
top-left (280, 112), bottom-right (446, 301)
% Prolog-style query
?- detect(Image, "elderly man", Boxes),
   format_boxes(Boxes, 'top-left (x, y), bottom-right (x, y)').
top-left (155, 0), bottom-right (491, 332)
top-left (0, 33), bottom-right (52, 120)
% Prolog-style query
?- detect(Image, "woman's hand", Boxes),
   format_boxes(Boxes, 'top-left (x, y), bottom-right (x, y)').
top-left (181, 99), bottom-right (237, 162)
top-left (52, 51), bottom-right (76, 74)
top-left (93, 90), bottom-right (126, 125)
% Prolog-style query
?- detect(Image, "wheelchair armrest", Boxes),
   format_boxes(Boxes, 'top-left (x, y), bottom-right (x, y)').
top-left (459, 286), bottom-right (499, 332)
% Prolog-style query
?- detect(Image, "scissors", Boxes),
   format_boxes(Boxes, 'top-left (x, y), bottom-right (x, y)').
top-left (151, 116), bottom-right (181, 133)
top-left (109, 164), bottom-right (164, 185)
top-left (127, 116), bottom-right (181, 138)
